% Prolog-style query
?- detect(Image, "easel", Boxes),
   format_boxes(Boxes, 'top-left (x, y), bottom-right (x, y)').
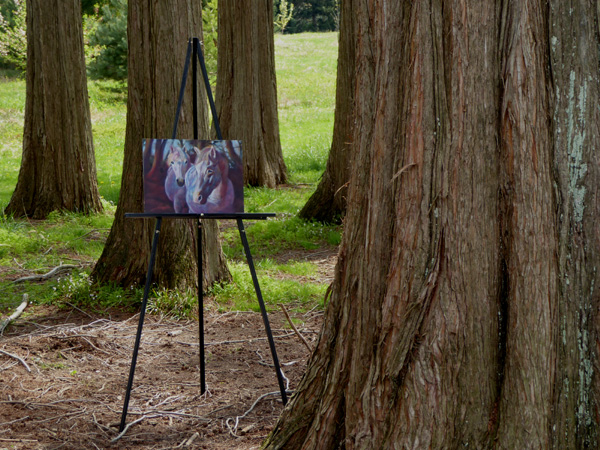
top-left (119, 37), bottom-right (288, 432)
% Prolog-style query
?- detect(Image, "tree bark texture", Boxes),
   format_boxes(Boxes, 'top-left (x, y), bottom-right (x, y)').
top-left (215, 0), bottom-right (287, 187)
top-left (5, 0), bottom-right (102, 219)
top-left (264, 1), bottom-right (600, 449)
top-left (298, 0), bottom-right (355, 223)
top-left (91, 0), bottom-right (229, 290)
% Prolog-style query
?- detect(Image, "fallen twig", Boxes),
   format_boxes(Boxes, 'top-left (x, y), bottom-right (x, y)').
top-left (111, 414), bottom-right (158, 443)
top-left (176, 431), bottom-right (200, 448)
top-left (226, 390), bottom-right (292, 438)
top-left (0, 415), bottom-right (29, 427)
top-left (12, 264), bottom-right (79, 283)
top-left (0, 349), bottom-right (31, 372)
top-left (279, 303), bottom-right (313, 353)
top-left (0, 294), bottom-right (29, 335)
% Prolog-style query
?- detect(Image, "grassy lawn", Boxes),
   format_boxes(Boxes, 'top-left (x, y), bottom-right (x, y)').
top-left (0, 32), bottom-right (339, 316)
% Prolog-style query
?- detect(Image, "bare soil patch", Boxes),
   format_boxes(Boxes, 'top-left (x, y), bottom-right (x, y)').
top-left (0, 303), bottom-right (323, 449)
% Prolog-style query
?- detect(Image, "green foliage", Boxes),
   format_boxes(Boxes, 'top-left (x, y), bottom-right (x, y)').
top-left (274, 0), bottom-right (294, 33)
top-left (51, 270), bottom-right (143, 311)
top-left (0, 0), bottom-right (26, 71)
top-left (87, 0), bottom-right (127, 80)
top-left (277, 0), bottom-right (339, 34)
top-left (148, 288), bottom-right (197, 319)
top-left (81, 0), bottom-right (110, 16)
top-left (202, 0), bottom-right (218, 88)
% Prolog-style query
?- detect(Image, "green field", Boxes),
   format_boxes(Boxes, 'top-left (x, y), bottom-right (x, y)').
top-left (0, 32), bottom-right (339, 316)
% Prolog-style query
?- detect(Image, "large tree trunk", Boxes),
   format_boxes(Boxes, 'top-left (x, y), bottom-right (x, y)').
top-left (298, 0), bottom-right (355, 223)
top-left (549, 0), bottom-right (600, 446)
top-left (91, 0), bottom-right (229, 290)
top-left (4, 0), bottom-right (102, 219)
top-left (215, 0), bottom-right (287, 187)
top-left (264, 1), bottom-right (600, 449)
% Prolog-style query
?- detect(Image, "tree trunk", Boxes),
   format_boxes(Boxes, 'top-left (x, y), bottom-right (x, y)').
top-left (549, 0), bottom-right (600, 446)
top-left (215, 0), bottom-right (287, 187)
top-left (4, 0), bottom-right (102, 219)
top-left (264, 1), bottom-right (600, 449)
top-left (298, 0), bottom-right (355, 223)
top-left (91, 0), bottom-right (229, 290)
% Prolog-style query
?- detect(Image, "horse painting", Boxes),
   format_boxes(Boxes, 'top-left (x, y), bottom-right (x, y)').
top-left (185, 145), bottom-right (235, 214)
top-left (164, 142), bottom-right (191, 213)
top-left (143, 139), bottom-right (243, 214)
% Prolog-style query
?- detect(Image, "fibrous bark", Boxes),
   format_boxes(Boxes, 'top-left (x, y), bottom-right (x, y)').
top-left (215, 0), bottom-right (287, 187)
top-left (5, 0), bottom-right (102, 219)
top-left (264, 1), bottom-right (600, 449)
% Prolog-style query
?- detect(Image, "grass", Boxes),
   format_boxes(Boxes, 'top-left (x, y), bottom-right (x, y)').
top-left (276, 32), bottom-right (337, 183)
top-left (0, 32), bottom-right (339, 317)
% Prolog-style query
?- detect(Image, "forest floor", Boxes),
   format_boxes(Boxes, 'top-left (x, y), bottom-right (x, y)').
top-left (0, 249), bottom-right (336, 449)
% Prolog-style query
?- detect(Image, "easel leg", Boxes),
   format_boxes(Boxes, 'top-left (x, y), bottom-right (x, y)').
top-left (236, 219), bottom-right (288, 405)
top-left (119, 217), bottom-right (163, 432)
top-left (197, 219), bottom-right (206, 394)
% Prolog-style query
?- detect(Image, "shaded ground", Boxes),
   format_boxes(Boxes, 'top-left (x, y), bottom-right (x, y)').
top-left (0, 304), bottom-right (323, 449)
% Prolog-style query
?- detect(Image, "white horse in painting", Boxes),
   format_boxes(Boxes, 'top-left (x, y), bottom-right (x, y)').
top-left (164, 141), bottom-right (191, 213)
top-left (185, 145), bottom-right (235, 214)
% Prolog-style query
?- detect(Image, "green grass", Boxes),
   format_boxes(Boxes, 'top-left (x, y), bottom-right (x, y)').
top-left (276, 32), bottom-right (337, 184)
top-left (0, 32), bottom-right (339, 318)
top-left (0, 77), bottom-right (25, 209)
top-left (209, 260), bottom-right (328, 312)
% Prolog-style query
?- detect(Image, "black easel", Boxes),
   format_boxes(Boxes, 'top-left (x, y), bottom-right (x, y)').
top-left (119, 38), bottom-right (288, 432)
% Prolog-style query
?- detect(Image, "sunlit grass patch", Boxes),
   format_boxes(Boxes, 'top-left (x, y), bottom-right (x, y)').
top-left (221, 215), bottom-right (341, 260)
top-left (209, 261), bottom-right (327, 313)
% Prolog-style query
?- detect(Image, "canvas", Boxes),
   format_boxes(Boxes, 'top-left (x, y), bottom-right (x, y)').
top-left (142, 139), bottom-right (244, 214)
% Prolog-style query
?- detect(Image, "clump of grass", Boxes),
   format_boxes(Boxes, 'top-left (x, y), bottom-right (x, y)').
top-left (49, 270), bottom-right (143, 311)
top-left (209, 260), bottom-right (327, 313)
top-left (147, 288), bottom-right (198, 319)
top-left (221, 215), bottom-right (341, 261)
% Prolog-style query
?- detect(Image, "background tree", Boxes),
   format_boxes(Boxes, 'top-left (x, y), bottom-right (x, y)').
top-left (280, 0), bottom-right (338, 33)
top-left (91, 0), bottom-right (229, 290)
top-left (4, 0), bottom-right (102, 219)
top-left (265, 1), bottom-right (600, 448)
top-left (298, 0), bottom-right (354, 223)
top-left (215, 0), bottom-right (287, 187)
top-left (86, 0), bottom-right (127, 81)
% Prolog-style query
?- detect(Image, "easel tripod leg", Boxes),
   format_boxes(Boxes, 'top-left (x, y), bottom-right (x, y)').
top-left (197, 219), bottom-right (206, 394)
top-left (119, 217), bottom-right (163, 432)
top-left (236, 219), bottom-right (288, 405)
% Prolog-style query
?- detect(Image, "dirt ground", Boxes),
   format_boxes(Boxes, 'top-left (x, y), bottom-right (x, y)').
top-left (0, 304), bottom-right (323, 450)
top-left (0, 249), bottom-right (336, 449)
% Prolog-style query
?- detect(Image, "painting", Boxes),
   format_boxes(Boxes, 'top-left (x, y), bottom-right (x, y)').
top-left (142, 139), bottom-right (244, 214)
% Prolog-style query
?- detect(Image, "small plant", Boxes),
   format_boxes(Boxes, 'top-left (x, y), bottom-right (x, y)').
top-left (147, 288), bottom-right (197, 319)
top-left (274, 0), bottom-right (294, 34)
top-left (51, 270), bottom-right (143, 311)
